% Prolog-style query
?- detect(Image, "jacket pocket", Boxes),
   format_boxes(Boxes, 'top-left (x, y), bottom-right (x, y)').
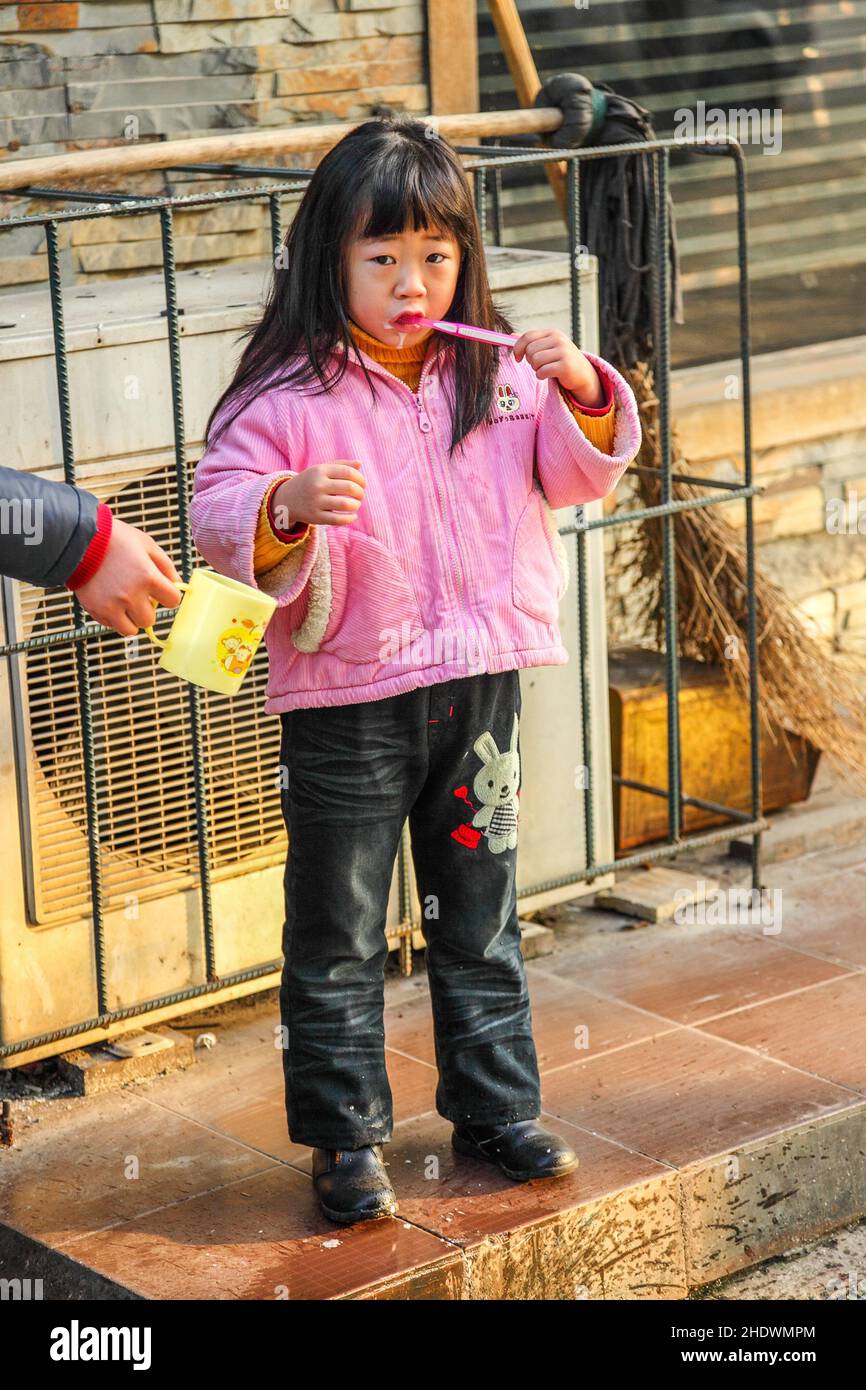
top-left (511, 487), bottom-right (568, 626)
top-left (317, 528), bottom-right (426, 665)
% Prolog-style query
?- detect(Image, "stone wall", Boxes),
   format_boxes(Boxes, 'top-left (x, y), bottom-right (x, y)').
top-left (0, 0), bottom-right (426, 287)
top-left (603, 336), bottom-right (866, 661)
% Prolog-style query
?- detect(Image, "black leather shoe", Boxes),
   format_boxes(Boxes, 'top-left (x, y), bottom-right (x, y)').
top-left (452, 1119), bottom-right (578, 1181)
top-left (311, 1144), bottom-right (398, 1224)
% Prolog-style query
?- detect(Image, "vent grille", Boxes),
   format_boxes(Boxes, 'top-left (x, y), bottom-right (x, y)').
top-left (11, 456), bottom-right (286, 926)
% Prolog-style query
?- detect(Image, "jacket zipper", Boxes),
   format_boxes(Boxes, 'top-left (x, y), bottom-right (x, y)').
top-left (350, 342), bottom-right (467, 615)
top-left (413, 380), bottom-right (466, 614)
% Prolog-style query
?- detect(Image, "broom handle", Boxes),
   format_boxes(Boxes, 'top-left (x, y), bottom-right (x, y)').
top-left (0, 108), bottom-right (564, 194)
top-left (485, 0), bottom-right (570, 226)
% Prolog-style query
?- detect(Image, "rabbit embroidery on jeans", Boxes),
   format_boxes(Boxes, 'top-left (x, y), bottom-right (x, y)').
top-left (471, 712), bottom-right (520, 853)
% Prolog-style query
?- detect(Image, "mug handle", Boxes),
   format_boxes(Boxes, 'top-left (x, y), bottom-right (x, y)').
top-left (144, 581), bottom-right (189, 649)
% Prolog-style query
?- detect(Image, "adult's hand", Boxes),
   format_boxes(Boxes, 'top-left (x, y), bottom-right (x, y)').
top-left (74, 517), bottom-right (183, 636)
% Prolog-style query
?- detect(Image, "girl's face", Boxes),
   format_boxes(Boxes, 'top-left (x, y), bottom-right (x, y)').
top-left (345, 223), bottom-right (462, 344)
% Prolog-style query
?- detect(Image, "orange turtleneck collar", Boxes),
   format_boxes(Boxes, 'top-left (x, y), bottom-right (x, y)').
top-left (347, 315), bottom-right (433, 391)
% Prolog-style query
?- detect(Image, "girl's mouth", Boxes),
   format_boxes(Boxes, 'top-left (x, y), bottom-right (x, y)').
top-left (390, 312), bottom-right (425, 328)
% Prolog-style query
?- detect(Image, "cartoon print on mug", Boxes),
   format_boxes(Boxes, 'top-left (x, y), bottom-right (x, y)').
top-left (217, 616), bottom-right (266, 677)
top-left (450, 711), bottom-right (520, 854)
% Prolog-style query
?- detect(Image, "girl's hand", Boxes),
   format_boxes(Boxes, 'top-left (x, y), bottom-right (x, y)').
top-left (272, 461), bottom-right (366, 527)
top-left (512, 328), bottom-right (606, 408)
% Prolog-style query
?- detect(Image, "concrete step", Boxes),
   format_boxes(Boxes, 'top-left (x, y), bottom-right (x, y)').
top-left (592, 864), bottom-right (721, 923)
top-left (730, 797), bottom-right (866, 865)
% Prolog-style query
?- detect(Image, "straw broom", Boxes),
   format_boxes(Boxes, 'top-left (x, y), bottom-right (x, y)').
top-left (618, 358), bottom-right (866, 786)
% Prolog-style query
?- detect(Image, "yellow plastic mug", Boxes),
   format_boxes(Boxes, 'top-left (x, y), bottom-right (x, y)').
top-left (144, 567), bottom-right (278, 696)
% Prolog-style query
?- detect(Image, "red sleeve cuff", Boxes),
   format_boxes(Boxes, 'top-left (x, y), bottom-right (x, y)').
top-left (267, 484), bottom-right (309, 541)
top-left (65, 501), bottom-right (113, 591)
top-left (559, 368), bottom-right (615, 416)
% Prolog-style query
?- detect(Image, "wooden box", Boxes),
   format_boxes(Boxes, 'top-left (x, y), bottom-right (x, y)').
top-left (609, 645), bottom-right (821, 852)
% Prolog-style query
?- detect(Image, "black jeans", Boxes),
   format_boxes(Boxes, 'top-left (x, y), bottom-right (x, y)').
top-left (277, 668), bottom-right (542, 1149)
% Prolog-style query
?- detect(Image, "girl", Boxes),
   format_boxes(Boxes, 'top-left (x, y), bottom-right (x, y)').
top-left (190, 115), bottom-right (641, 1226)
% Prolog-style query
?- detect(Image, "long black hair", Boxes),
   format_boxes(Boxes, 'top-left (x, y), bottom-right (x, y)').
top-left (203, 115), bottom-right (515, 460)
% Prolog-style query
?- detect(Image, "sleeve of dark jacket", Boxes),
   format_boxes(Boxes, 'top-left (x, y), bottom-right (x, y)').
top-left (0, 466), bottom-right (99, 588)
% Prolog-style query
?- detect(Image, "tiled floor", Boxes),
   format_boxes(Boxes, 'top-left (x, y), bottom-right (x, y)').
top-left (2, 827), bottom-right (865, 1299)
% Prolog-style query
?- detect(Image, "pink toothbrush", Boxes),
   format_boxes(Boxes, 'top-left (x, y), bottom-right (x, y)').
top-left (387, 311), bottom-right (519, 348)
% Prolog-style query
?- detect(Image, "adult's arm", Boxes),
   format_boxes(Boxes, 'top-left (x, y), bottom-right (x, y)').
top-left (0, 465), bottom-right (183, 635)
top-left (0, 465), bottom-right (102, 588)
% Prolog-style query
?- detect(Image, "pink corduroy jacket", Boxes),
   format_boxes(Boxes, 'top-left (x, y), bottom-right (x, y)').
top-left (189, 335), bottom-right (642, 713)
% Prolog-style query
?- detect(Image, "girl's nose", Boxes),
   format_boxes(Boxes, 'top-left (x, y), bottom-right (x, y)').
top-left (397, 268), bottom-right (427, 295)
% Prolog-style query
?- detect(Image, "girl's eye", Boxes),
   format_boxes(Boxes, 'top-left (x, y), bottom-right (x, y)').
top-left (370, 253), bottom-right (448, 265)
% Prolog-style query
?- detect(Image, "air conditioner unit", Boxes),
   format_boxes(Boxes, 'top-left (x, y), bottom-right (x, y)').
top-left (0, 246), bottom-right (615, 1067)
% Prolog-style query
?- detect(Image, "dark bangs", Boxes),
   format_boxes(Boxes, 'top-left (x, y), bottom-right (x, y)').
top-left (348, 131), bottom-right (475, 249)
